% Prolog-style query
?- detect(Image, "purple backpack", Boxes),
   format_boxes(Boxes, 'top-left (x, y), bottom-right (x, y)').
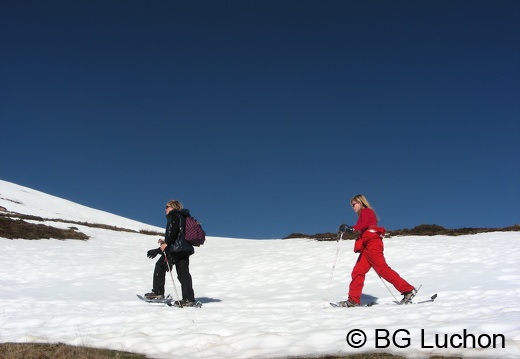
top-left (184, 216), bottom-right (206, 246)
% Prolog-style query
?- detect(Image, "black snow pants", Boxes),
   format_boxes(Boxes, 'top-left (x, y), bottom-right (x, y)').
top-left (153, 251), bottom-right (195, 302)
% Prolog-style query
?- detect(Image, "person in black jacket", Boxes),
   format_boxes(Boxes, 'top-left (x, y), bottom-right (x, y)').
top-left (145, 200), bottom-right (195, 306)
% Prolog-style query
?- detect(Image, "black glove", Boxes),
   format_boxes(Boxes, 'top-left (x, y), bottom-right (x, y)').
top-left (338, 224), bottom-right (354, 233)
top-left (147, 248), bottom-right (162, 259)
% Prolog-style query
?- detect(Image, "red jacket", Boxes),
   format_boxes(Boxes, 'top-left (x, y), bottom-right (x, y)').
top-left (353, 208), bottom-right (385, 253)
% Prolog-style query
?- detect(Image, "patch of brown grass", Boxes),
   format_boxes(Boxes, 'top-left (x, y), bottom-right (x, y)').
top-left (284, 224), bottom-right (520, 241)
top-left (388, 223), bottom-right (520, 237)
top-left (0, 212), bottom-right (163, 240)
top-left (0, 216), bottom-right (89, 240)
top-left (0, 342), bottom-right (147, 359)
top-left (294, 354), bottom-right (462, 359)
top-left (0, 343), bottom-right (464, 359)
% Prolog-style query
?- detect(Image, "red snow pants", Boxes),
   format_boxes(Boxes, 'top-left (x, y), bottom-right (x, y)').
top-left (348, 237), bottom-right (414, 304)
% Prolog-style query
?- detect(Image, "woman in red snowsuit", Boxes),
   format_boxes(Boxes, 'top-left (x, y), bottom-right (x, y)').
top-left (338, 194), bottom-right (416, 307)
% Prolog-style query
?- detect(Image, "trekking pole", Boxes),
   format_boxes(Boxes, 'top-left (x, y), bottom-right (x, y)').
top-left (164, 252), bottom-right (183, 308)
top-left (323, 232), bottom-right (343, 302)
top-left (377, 275), bottom-right (399, 303)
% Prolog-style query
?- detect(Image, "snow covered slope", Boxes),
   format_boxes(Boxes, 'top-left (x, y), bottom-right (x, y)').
top-left (0, 180), bottom-right (159, 232)
top-left (1, 180), bottom-right (519, 359)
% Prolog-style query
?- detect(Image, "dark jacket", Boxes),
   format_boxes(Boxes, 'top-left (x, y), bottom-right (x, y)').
top-left (165, 209), bottom-right (195, 254)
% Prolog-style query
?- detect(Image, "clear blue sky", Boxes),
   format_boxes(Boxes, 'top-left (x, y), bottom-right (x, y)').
top-left (1, 1), bottom-right (519, 239)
